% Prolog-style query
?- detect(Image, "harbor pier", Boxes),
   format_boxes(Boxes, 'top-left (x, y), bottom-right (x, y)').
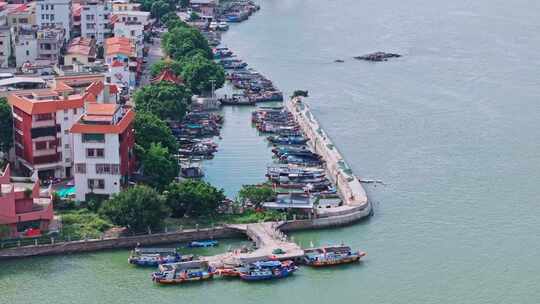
top-left (284, 98), bottom-right (372, 219)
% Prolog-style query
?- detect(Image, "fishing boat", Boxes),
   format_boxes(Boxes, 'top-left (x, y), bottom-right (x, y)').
top-left (267, 135), bottom-right (309, 145)
top-left (187, 240), bottom-right (219, 248)
top-left (128, 248), bottom-right (188, 267)
top-left (239, 260), bottom-right (298, 281)
top-left (152, 260), bottom-right (214, 284)
top-left (303, 245), bottom-right (366, 267)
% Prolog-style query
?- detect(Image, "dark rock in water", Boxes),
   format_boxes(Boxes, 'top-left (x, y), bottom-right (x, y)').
top-left (354, 52), bottom-right (401, 62)
top-left (334, 59), bottom-right (345, 63)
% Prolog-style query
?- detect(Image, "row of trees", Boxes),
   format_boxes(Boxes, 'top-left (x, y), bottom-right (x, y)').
top-left (114, 12), bottom-right (229, 232)
top-left (99, 182), bottom-right (226, 232)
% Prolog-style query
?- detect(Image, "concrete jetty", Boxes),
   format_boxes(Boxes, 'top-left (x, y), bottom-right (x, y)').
top-left (202, 222), bottom-right (304, 267)
top-left (285, 97), bottom-right (371, 218)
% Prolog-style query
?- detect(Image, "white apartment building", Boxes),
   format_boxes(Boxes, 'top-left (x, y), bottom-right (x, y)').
top-left (0, 26), bottom-right (11, 68)
top-left (35, 0), bottom-right (71, 40)
top-left (14, 27), bottom-right (38, 67)
top-left (81, 0), bottom-right (112, 45)
top-left (71, 103), bottom-right (135, 201)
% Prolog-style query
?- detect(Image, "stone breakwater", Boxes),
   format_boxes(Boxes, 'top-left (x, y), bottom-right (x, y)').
top-left (284, 97), bottom-right (372, 219)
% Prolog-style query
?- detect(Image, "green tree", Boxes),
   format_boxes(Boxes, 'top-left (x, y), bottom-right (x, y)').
top-left (162, 26), bottom-right (213, 60)
top-left (180, 53), bottom-right (225, 95)
top-left (165, 180), bottom-right (225, 217)
top-left (150, 59), bottom-right (184, 77)
top-left (238, 184), bottom-right (276, 207)
top-left (166, 17), bottom-right (189, 30)
top-left (179, 0), bottom-right (190, 8)
top-left (151, 0), bottom-right (170, 21)
top-left (100, 185), bottom-right (169, 232)
top-left (134, 111), bottom-right (178, 154)
top-left (0, 97), bottom-right (13, 154)
top-left (141, 143), bottom-right (179, 191)
top-left (133, 82), bottom-right (191, 121)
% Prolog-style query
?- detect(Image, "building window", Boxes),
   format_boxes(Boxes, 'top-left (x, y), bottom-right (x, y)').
top-left (82, 133), bottom-right (105, 143)
top-left (64, 144), bottom-right (69, 149)
top-left (95, 164), bottom-right (120, 175)
top-left (50, 15), bottom-right (55, 21)
top-left (51, 5), bottom-right (54, 9)
top-left (88, 179), bottom-right (105, 190)
top-left (73, 108), bottom-right (78, 115)
top-left (35, 141), bottom-right (47, 150)
top-left (26, 50), bottom-right (29, 56)
top-left (65, 158), bottom-right (71, 163)
top-left (86, 148), bottom-right (105, 158)
top-left (64, 130), bottom-right (69, 135)
top-left (36, 113), bottom-right (53, 121)
top-left (75, 163), bottom-right (86, 174)
top-left (64, 116), bottom-right (68, 121)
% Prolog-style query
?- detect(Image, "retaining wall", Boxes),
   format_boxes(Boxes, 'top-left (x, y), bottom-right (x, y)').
top-left (0, 228), bottom-right (243, 260)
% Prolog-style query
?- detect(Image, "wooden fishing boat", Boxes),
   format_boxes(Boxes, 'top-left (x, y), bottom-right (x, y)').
top-left (152, 261), bottom-right (214, 284)
top-left (128, 248), bottom-right (185, 267)
top-left (303, 245), bottom-right (366, 267)
top-left (238, 260), bottom-right (298, 281)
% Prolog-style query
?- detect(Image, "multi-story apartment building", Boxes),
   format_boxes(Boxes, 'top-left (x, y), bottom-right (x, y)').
top-left (0, 164), bottom-right (54, 238)
top-left (0, 26), bottom-right (11, 68)
top-left (13, 26), bottom-right (65, 67)
top-left (71, 103), bottom-right (135, 201)
top-left (14, 26), bottom-right (37, 67)
top-left (7, 2), bottom-right (36, 34)
top-left (81, 0), bottom-right (112, 45)
top-left (35, 0), bottom-right (71, 40)
top-left (8, 78), bottom-right (107, 179)
top-left (37, 27), bottom-right (66, 64)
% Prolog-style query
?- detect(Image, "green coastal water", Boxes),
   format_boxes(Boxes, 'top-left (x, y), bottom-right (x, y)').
top-left (2, 0), bottom-right (540, 303)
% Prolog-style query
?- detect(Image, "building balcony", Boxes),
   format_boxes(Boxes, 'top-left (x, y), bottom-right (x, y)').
top-left (31, 119), bottom-right (56, 128)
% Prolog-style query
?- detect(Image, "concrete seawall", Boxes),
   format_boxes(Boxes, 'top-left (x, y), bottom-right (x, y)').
top-left (0, 228), bottom-right (242, 260)
top-left (285, 98), bottom-right (372, 218)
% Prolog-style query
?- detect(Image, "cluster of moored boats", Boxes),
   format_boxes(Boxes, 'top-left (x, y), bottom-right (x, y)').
top-left (168, 111), bottom-right (223, 178)
top-left (129, 243), bottom-right (365, 285)
top-left (214, 47), bottom-right (284, 105)
top-left (252, 107), bottom-right (335, 193)
top-left (219, 0), bottom-right (260, 23)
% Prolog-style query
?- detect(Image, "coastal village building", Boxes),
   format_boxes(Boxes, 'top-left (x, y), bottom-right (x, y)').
top-left (110, 10), bottom-right (150, 27)
top-left (0, 25), bottom-right (11, 68)
top-left (107, 59), bottom-right (130, 93)
top-left (7, 3), bottom-right (36, 35)
top-left (80, 0), bottom-right (112, 44)
top-left (0, 164), bottom-right (54, 238)
top-left (7, 76), bottom-right (108, 179)
top-left (111, 1), bottom-right (140, 12)
top-left (71, 103), bottom-right (135, 201)
top-left (35, 0), bottom-right (72, 40)
top-left (65, 37), bottom-right (97, 66)
top-left (13, 26), bottom-right (65, 67)
top-left (112, 19), bottom-right (143, 48)
top-left (13, 26), bottom-right (38, 67)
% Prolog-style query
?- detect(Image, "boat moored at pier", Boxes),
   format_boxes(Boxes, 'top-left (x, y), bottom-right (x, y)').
top-left (128, 248), bottom-right (187, 267)
top-left (152, 261), bottom-right (215, 284)
top-left (303, 246), bottom-right (366, 267)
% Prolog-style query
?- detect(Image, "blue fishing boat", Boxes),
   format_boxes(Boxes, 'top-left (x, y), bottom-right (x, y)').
top-left (152, 260), bottom-right (214, 284)
top-left (187, 240), bottom-right (219, 248)
top-left (267, 135), bottom-right (308, 145)
top-left (239, 260), bottom-right (298, 281)
top-left (128, 248), bottom-right (188, 267)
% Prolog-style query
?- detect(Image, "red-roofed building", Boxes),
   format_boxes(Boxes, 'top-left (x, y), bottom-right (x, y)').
top-left (8, 78), bottom-right (109, 179)
top-left (71, 104), bottom-right (135, 201)
top-left (65, 37), bottom-right (97, 65)
top-left (151, 69), bottom-right (184, 85)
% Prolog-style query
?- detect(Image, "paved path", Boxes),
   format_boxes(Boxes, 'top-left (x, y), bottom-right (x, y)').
top-left (201, 222), bottom-right (304, 267)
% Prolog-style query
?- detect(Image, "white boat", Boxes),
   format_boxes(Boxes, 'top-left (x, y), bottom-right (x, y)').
top-left (218, 21), bottom-right (229, 30)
